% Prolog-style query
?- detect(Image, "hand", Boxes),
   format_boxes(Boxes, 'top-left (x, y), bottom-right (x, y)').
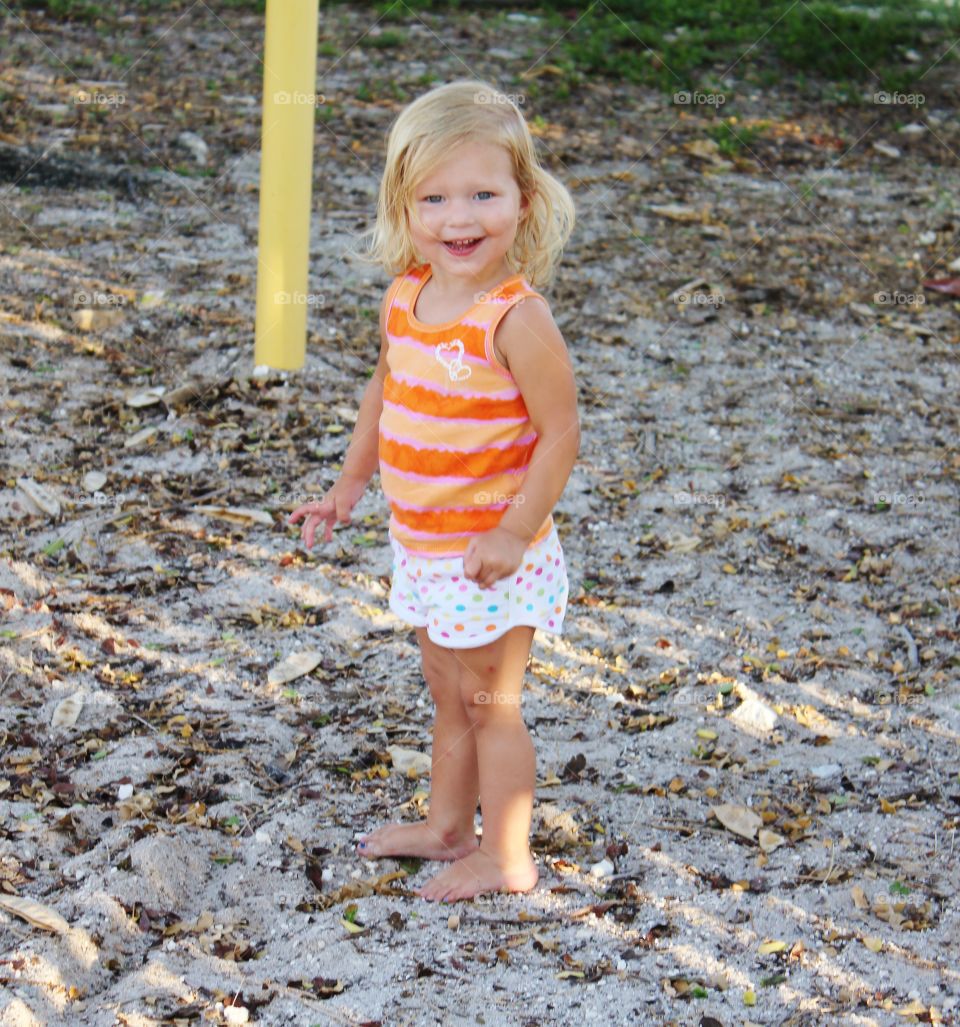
top-left (462, 525), bottom-right (530, 590)
top-left (287, 474), bottom-right (367, 548)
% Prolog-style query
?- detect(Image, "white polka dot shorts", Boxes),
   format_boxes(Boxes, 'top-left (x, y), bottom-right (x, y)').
top-left (388, 524), bottom-right (569, 649)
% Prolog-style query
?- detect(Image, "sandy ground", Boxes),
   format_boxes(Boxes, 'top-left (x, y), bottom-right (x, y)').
top-left (1, 4), bottom-right (959, 1026)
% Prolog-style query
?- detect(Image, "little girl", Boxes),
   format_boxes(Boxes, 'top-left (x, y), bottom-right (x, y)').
top-left (289, 79), bottom-right (579, 902)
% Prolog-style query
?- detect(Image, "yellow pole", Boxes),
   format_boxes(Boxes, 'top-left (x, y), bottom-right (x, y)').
top-left (254, 0), bottom-right (319, 371)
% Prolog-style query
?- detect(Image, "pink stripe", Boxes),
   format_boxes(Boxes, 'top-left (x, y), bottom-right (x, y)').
top-left (382, 398), bottom-right (527, 426)
top-left (390, 515), bottom-right (482, 542)
top-left (390, 370), bottom-right (520, 401)
top-left (389, 335), bottom-right (490, 365)
top-left (380, 461), bottom-right (529, 486)
top-left (379, 425), bottom-right (537, 454)
top-left (390, 514), bottom-right (551, 549)
top-left (390, 495), bottom-right (512, 513)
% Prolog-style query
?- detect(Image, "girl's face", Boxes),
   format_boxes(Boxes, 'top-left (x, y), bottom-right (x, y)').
top-left (407, 140), bottom-right (529, 285)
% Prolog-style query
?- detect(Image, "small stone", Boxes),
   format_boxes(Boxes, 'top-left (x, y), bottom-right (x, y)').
top-left (223, 1007), bottom-right (249, 1025)
top-left (117, 784), bottom-right (134, 800)
top-left (589, 858), bottom-right (614, 879)
top-left (448, 914), bottom-right (460, 930)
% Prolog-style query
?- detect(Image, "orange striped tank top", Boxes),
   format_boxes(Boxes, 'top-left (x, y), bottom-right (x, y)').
top-left (378, 262), bottom-right (555, 557)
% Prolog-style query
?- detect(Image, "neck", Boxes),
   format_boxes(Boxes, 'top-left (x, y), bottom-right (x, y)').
top-left (427, 261), bottom-right (518, 299)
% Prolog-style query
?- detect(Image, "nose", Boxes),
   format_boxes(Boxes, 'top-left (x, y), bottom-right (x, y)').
top-left (444, 196), bottom-right (475, 227)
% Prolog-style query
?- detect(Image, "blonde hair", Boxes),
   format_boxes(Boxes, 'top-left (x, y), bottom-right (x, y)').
top-left (354, 79), bottom-right (575, 289)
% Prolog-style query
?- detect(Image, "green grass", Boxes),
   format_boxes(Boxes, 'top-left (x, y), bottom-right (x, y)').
top-left (396, 0), bottom-right (958, 97)
top-left (545, 0), bottom-right (958, 94)
top-left (12, 0), bottom-right (957, 101)
top-left (707, 119), bottom-right (768, 157)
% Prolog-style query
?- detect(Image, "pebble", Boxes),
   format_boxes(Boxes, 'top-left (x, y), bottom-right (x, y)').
top-left (589, 858), bottom-right (614, 878)
top-left (117, 784), bottom-right (134, 800)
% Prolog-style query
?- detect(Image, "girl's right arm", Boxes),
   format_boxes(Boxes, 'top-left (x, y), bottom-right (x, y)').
top-left (288, 288), bottom-right (392, 548)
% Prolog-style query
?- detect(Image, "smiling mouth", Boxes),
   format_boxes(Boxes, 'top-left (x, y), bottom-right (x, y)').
top-left (444, 237), bottom-right (484, 253)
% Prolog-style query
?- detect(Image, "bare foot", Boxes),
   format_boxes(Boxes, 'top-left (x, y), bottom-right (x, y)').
top-left (414, 847), bottom-right (538, 902)
top-left (355, 821), bottom-right (478, 861)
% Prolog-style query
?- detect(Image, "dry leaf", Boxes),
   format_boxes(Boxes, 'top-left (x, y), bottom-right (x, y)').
top-left (758, 829), bottom-right (786, 853)
top-left (16, 477), bottom-right (60, 518)
top-left (126, 386), bottom-right (166, 408)
top-left (387, 746), bottom-right (432, 777)
top-left (51, 691), bottom-right (84, 728)
top-left (710, 803), bottom-right (762, 840)
top-left (192, 505), bottom-right (274, 527)
top-left (124, 426), bottom-right (158, 449)
top-left (267, 650), bottom-right (323, 686)
top-left (0, 894), bottom-right (70, 934)
top-left (650, 203), bottom-right (704, 222)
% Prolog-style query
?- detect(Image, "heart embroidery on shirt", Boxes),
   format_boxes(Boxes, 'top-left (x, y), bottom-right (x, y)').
top-left (435, 339), bottom-right (472, 382)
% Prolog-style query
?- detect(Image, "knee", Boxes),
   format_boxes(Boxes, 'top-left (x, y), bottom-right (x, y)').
top-left (422, 651), bottom-right (460, 704)
top-left (460, 683), bottom-right (522, 727)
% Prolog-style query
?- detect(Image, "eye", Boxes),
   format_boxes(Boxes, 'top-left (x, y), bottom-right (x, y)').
top-left (423, 195), bottom-right (442, 203)
top-left (476, 191), bottom-right (494, 200)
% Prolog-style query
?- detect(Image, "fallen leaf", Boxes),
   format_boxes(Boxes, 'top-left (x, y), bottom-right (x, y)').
top-left (710, 803), bottom-right (762, 841)
top-left (267, 650), bottom-right (323, 686)
top-left (192, 505), bottom-right (274, 527)
top-left (0, 895), bottom-right (70, 934)
top-left (387, 746), bottom-right (432, 777)
top-left (51, 691), bottom-right (84, 728)
top-left (758, 829), bottom-right (786, 853)
top-left (16, 477), bottom-right (60, 517)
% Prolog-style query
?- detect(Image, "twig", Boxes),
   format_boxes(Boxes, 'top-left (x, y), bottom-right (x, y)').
top-left (897, 625), bottom-right (919, 668)
top-left (647, 820), bottom-right (700, 834)
top-left (125, 712), bottom-right (159, 733)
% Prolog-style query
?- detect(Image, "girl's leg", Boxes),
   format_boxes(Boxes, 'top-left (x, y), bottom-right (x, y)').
top-left (356, 626), bottom-right (480, 861)
top-left (415, 625), bottom-right (539, 902)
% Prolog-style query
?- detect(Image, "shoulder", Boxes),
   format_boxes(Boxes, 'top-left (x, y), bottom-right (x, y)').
top-left (380, 266), bottom-right (419, 324)
top-left (492, 290), bottom-right (564, 371)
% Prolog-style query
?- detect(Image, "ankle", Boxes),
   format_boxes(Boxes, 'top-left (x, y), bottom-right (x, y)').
top-left (427, 820), bottom-right (476, 846)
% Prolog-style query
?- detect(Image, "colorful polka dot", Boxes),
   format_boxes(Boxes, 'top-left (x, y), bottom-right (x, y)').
top-left (390, 530), bottom-right (566, 645)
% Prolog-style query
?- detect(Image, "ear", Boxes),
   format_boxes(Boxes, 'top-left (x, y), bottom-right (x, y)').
top-left (519, 191), bottom-right (533, 219)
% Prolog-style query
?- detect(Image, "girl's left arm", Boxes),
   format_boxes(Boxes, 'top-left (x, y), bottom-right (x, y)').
top-left (493, 298), bottom-right (580, 545)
